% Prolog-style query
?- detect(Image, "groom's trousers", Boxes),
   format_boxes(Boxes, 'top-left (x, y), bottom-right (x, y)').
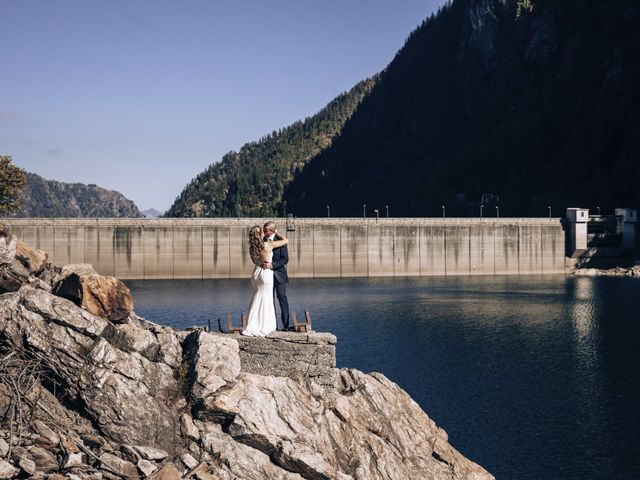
top-left (274, 280), bottom-right (290, 329)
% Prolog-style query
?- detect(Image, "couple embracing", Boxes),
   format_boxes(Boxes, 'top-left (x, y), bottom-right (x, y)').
top-left (242, 221), bottom-right (291, 337)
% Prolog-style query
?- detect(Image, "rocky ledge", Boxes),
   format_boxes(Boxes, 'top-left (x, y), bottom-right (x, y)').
top-left (575, 264), bottom-right (640, 277)
top-left (0, 230), bottom-right (494, 480)
top-left (232, 331), bottom-right (337, 395)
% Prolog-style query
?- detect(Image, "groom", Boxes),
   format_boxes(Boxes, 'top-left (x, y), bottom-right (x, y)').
top-left (263, 221), bottom-right (291, 331)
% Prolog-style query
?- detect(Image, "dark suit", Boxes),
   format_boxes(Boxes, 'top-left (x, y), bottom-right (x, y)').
top-left (271, 243), bottom-right (290, 329)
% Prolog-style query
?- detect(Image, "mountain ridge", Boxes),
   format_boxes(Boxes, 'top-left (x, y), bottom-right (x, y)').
top-left (284, 0), bottom-right (640, 216)
top-left (165, 77), bottom-right (377, 217)
top-left (19, 171), bottom-right (143, 218)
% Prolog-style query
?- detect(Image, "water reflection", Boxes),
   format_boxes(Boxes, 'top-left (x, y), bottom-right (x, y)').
top-left (127, 276), bottom-right (640, 480)
top-left (570, 276), bottom-right (597, 342)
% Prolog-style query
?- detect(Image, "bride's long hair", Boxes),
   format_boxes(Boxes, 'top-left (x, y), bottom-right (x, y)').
top-left (249, 225), bottom-right (264, 264)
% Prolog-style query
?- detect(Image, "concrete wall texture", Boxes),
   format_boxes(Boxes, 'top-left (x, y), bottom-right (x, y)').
top-left (1, 218), bottom-right (567, 279)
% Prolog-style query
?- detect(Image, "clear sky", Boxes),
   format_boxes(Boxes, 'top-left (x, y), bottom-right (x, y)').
top-left (1, 0), bottom-right (444, 212)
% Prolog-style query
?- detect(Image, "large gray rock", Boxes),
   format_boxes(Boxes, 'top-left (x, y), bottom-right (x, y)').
top-left (0, 235), bottom-right (30, 293)
top-left (101, 321), bottom-right (161, 361)
top-left (156, 331), bottom-right (183, 368)
top-left (199, 423), bottom-right (305, 480)
top-left (0, 288), bottom-right (179, 452)
top-left (0, 235), bottom-right (52, 293)
top-left (20, 285), bottom-right (109, 338)
top-left (207, 369), bottom-right (493, 480)
top-left (183, 331), bottom-right (241, 409)
top-left (78, 337), bottom-right (178, 450)
top-left (0, 289), bottom-right (106, 389)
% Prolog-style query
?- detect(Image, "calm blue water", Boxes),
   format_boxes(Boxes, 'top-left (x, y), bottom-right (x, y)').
top-left (126, 275), bottom-right (640, 480)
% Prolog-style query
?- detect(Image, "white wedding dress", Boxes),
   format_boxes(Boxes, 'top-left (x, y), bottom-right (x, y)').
top-left (242, 244), bottom-right (276, 337)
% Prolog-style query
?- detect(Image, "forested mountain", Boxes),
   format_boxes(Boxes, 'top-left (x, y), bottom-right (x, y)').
top-left (19, 172), bottom-right (143, 217)
top-left (165, 78), bottom-right (376, 217)
top-left (285, 0), bottom-right (640, 217)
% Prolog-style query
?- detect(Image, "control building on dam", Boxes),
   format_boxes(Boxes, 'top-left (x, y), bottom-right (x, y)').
top-left (1, 217), bottom-right (569, 279)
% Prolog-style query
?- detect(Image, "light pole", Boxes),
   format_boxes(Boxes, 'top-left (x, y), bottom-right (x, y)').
top-left (385, 205), bottom-right (389, 218)
top-left (441, 205), bottom-right (446, 219)
top-left (496, 206), bottom-right (500, 218)
top-left (326, 205), bottom-right (330, 218)
top-left (480, 204), bottom-right (484, 219)
top-left (548, 206), bottom-right (551, 218)
top-left (374, 209), bottom-right (379, 223)
top-left (363, 204), bottom-right (367, 219)
top-left (596, 206), bottom-right (601, 216)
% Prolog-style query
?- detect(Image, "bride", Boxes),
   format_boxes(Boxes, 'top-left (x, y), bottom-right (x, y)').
top-left (242, 225), bottom-right (288, 337)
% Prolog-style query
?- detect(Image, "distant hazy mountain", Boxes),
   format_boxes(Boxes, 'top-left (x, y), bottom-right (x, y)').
top-left (19, 172), bottom-right (143, 218)
top-left (285, 0), bottom-right (640, 216)
top-left (166, 77), bottom-right (376, 217)
top-left (142, 208), bottom-right (162, 218)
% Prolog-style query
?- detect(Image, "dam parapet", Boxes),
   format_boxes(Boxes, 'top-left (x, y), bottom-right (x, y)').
top-left (1, 217), bottom-right (568, 279)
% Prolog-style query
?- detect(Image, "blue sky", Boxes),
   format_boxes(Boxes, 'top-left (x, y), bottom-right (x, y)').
top-left (1, 0), bottom-right (444, 212)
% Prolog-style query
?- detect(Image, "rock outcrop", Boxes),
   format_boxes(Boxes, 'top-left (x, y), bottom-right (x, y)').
top-left (15, 240), bottom-right (48, 275)
top-left (0, 235), bottom-right (494, 479)
top-left (233, 331), bottom-right (337, 393)
top-left (52, 263), bottom-right (135, 322)
top-left (0, 233), bottom-right (52, 294)
top-left (575, 264), bottom-right (640, 277)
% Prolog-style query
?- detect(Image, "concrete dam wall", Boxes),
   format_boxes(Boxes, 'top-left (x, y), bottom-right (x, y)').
top-left (1, 218), bottom-right (567, 279)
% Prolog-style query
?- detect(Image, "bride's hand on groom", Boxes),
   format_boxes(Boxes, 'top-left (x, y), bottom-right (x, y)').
top-left (262, 262), bottom-right (272, 269)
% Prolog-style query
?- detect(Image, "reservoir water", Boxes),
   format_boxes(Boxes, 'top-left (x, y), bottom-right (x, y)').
top-left (126, 275), bottom-right (640, 480)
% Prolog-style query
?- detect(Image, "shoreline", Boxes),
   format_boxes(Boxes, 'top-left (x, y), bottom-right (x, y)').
top-left (575, 264), bottom-right (640, 277)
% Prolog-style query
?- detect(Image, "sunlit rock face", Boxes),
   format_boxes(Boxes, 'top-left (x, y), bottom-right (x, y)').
top-left (0, 237), bottom-right (494, 479)
top-left (52, 263), bottom-right (135, 322)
